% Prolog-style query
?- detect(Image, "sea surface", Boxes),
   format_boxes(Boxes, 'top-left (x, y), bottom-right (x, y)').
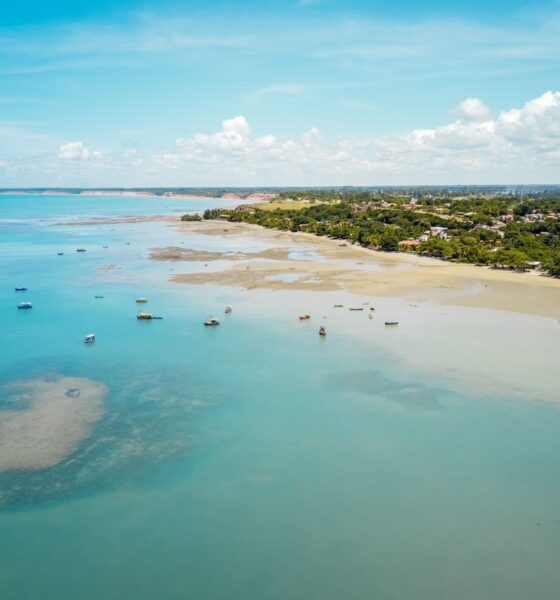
top-left (1, 194), bottom-right (560, 599)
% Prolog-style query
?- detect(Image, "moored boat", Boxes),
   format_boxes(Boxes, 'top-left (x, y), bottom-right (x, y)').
top-left (319, 326), bottom-right (327, 336)
top-left (15, 287), bottom-right (27, 291)
top-left (204, 317), bottom-right (220, 327)
top-left (334, 304), bottom-right (343, 308)
top-left (84, 334), bottom-right (96, 343)
top-left (136, 298), bottom-right (148, 304)
top-left (299, 313), bottom-right (311, 320)
top-left (385, 320), bottom-right (399, 326)
top-left (57, 252), bottom-right (64, 256)
top-left (349, 307), bottom-right (364, 311)
top-left (18, 302), bottom-right (32, 309)
top-left (225, 305), bottom-right (232, 314)
top-left (76, 248), bottom-right (86, 252)
top-left (137, 312), bottom-right (153, 320)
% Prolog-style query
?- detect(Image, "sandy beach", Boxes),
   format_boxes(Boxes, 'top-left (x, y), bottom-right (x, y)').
top-left (154, 219), bottom-right (560, 321)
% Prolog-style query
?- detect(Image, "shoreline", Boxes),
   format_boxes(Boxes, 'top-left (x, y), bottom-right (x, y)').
top-left (160, 219), bottom-right (560, 321)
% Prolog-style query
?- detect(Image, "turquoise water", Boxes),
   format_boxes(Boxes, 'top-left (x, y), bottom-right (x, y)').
top-left (1, 195), bottom-right (560, 599)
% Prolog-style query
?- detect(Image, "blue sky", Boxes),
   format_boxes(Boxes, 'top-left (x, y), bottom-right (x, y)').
top-left (1, 0), bottom-right (560, 186)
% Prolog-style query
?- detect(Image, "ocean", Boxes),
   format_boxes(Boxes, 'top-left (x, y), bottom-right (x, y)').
top-left (1, 194), bottom-right (560, 599)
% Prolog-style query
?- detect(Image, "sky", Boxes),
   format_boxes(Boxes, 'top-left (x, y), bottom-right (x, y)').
top-left (1, 0), bottom-right (560, 187)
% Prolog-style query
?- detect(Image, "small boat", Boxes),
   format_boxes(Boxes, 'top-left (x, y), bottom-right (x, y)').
top-left (349, 307), bottom-right (364, 311)
top-left (334, 304), bottom-right (344, 308)
top-left (136, 298), bottom-right (148, 304)
top-left (18, 302), bottom-right (32, 309)
top-left (319, 326), bottom-right (326, 336)
top-left (137, 312), bottom-right (153, 320)
top-left (368, 313), bottom-right (373, 320)
top-left (84, 334), bottom-right (95, 343)
top-left (57, 252), bottom-right (64, 256)
top-left (385, 321), bottom-right (399, 326)
top-left (299, 313), bottom-right (311, 320)
top-left (369, 307), bottom-right (375, 311)
top-left (15, 287), bottom-right (27, 291)
top-left (204, 317), bottom-right (220, 327)
top-left (76, 248), bottom-right (86, 252)
top-left (225, 305), bottom-right (232, 314)
top-left (94, 295), bottom-right (104, 299)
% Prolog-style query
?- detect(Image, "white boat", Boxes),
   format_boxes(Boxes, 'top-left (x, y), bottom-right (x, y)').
top-left (18, 301), bottom-right (32, 309)
top-left (204, 317), bottom-right (220, 327)
top-left (84, 334), bottom-right (96, 343)
top-left (319, 326), bottom-right (327, 336)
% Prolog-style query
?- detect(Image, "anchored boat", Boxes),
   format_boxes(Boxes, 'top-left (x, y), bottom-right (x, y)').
top-left (136, 298), bottom-right (148, 304)
top-left (299, 313), bottom-right (311, 320)
top-left (84, 334), bottom-right (96, 343)
top-left (319, 326), bottom-right (327, 336)
top-left (225, 305), bottom-right (232, 314)
top-left (18, 302), bottom-right (32, 309)
top-left (137, 312), bottom-right (153, 320)
top-left (76, 248), bottom-right (86, 252)
top-left (204, 317), bottom-right (220, 327)
top-left (15, 287), bottom-right (27, 291)
top-left (385, 321), bottom-right (399, 326)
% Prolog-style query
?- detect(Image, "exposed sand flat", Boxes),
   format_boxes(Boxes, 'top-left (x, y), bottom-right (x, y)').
top-left (150, 246), bottom-right (291, 262)
top-left (167, 220), bottom-right (560, 321)
top-left (0, 376), bottom-right (107, 471)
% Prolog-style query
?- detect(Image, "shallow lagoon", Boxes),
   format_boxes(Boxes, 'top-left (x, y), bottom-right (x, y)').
top-left (1, 195), bottom-right (560, 599)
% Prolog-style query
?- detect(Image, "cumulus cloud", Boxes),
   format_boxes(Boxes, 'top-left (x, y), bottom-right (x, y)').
top-left (58, 141), bottom-right (102, 160)
top-left (452, 97), bottom-right (493, 122)
top-left (3, 91), bottom-right (559, 186)
top-left (150, 91), bottom-right (559, 183)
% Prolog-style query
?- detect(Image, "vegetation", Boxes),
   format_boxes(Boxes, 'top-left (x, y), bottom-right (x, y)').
top-left (197, 191), bottom-right (560, 277)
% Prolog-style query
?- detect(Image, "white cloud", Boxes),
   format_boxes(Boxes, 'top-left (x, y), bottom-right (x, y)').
top-left (452, 98), bottom-right (493, 122)
top-left (58, 141), bottom-right (102, 160)
top-left (2, 91), bottom-right (559, 186)
top-left (152, 91), bottom-right (560, 184)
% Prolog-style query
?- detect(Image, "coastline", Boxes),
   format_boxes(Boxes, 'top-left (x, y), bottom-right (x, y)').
top-left (160, 219), bottom-right (560, 321)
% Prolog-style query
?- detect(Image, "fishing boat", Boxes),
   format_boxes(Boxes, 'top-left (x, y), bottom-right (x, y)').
top-left (94, 295), bottom-right (104, 299)
top-left (369, 307), bottom-right (375, 311)
top-left (319, 326), bottom-right (327, 336)
top-left (136, 298), bottom-right (148, 304)
top-left (299, 313), bottom-right (311, 320)
top-left (15, 287), bottom-right (27, 291)
top-left (84, 334), bottom-right (96, 343)
top-left (57, 252), bottom-right (64, 256)
top-left (349, 307), bottom-right (364, 311)
top-left (225, 305), bottom-right (232, 314)
top-left (18, 302), bottom-right (32, 309)
top-left (76, 248), bottom-right (86, 252)
top-left (334, 304), bottom-right (344, 308)
top-left (204, 317), bottom-right (220, 327)
top-left (137, 312), bottom-right (153, 320)
top-left (385, 320), bottom-right (399, 326)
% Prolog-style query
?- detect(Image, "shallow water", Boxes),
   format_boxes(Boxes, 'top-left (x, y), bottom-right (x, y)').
top-left (1, 195), bottom-right (560, 599)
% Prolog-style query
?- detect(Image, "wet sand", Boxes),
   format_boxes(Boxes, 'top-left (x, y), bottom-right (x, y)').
top-left (159, 220), bottom-right (560, 321)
